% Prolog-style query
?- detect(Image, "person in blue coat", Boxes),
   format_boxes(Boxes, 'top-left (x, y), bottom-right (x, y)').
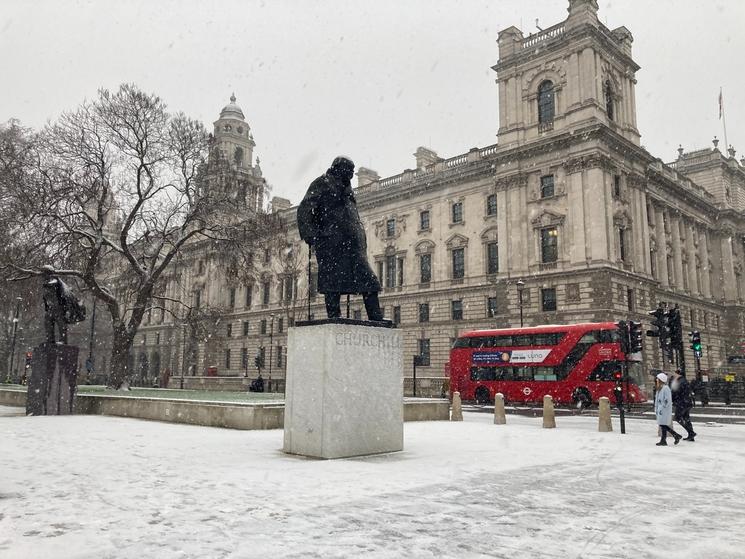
top-left (654, 372), bottom-right (682, 446)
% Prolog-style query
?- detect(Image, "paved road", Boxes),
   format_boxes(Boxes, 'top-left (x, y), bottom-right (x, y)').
top-left (464, 402), bottom-right (745, 425)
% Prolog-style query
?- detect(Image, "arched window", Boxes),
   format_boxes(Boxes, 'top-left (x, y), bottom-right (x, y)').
top-left (605, 80), bottom-right (615, 121)
top-left (537, 80), bottom-right (555, 124)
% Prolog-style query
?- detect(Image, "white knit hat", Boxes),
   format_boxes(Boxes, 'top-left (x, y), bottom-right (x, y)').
top-left (656, 372), bottom-right (668, 384)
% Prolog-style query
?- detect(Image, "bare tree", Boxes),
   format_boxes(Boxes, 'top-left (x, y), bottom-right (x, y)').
top-left (0, 85), bottom-right (283, 389)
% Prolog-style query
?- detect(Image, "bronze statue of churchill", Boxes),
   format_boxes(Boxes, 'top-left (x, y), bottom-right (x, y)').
top-left (297, 157), bottom-right (383, 321)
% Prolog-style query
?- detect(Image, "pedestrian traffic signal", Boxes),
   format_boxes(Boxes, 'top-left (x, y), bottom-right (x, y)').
top-left (254, 352), bottom-right (265, 370)
top-left (647, 305), bottom-right (666, 339)
top-left (24, 352), bottom-right (32, 369)
top-left (616, 320), bottom-right (629, 355)
top-left (689, 331), bottom-right (702, 358)
top-left (628, 321), bottom-right (643, 354)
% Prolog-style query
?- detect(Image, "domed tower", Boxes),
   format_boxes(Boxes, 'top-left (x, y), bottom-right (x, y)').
top-left (206, 94), bottom-right (265, 212)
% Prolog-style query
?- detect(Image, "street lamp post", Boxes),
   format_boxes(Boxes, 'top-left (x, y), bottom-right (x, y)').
top-left (7, 297), bottom-right (22, 384)
top-left (516, 280), bottom-right (525, 328)
top-left (268, 314), bottom-right (275, 392)
top-left (86, 297), bottom-right (97, 381)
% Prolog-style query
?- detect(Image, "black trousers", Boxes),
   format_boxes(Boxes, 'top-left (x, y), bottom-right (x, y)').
top-left (675, 409), bottom-right (696, 437)
top-left (324, 292), bottom-right (383, 321)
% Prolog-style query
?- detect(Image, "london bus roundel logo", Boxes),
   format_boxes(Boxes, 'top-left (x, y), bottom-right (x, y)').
top-left (522, 387), bottom-right (532, 396)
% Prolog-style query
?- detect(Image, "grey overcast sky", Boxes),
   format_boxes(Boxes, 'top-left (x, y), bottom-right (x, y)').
top-left (1, 1), bottom-right (743, 205)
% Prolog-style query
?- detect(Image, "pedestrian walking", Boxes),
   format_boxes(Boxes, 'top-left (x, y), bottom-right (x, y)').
top-left (654, 372), bottom-right (682, 446)
top-left (671, 370), bottom-right (696, 441)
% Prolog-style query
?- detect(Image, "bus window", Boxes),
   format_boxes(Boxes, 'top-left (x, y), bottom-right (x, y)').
top-left (471, 366), bottom-right (497, 381)
top-left (598, 329), bottom-right (621, 343)
top-left (453, 337), bottom-right (471, 349)
top-left (579, 331), bottom-right (601, 344)
top-left (533, 367), bottom-right (557, 381)
top-left (513, 334), bottom-right (533, 346)
top-left (512, 366), bottom-right (534, 381)
top-left (493, 335), bottom-right (513, 347)
top-left (533, 333), bottom-right (565, 346)
top-left (587, 360), bottom-right (624, 382)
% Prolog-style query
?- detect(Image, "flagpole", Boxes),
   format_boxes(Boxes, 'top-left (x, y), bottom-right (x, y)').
top-left (720, 87), bottom-right (729, 154)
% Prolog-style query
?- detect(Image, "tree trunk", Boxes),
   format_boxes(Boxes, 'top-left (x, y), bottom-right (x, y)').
top-left (108, 325), bottom-right (134, 389)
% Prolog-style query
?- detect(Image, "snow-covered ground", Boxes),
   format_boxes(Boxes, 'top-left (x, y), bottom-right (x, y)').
top-left (1, 405), bottom-right (744, 559)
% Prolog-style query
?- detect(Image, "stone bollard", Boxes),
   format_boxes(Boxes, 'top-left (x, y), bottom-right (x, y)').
top-left (451, 391), bottom-right (463, 421)
top-left (598, 396), bottom-right (613, 432)
top-left (542, 395), bottom-right (556, 429)
top-left (494, 393), bottom-right (506, 425)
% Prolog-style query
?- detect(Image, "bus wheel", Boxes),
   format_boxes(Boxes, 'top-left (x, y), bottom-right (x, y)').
top-left (475, 386), bottom-right (491, 405)
top-left (572, 389), bottom-right (591, 410)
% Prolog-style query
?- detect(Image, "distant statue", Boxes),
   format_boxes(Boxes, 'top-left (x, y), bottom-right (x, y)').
top-left (41, 265), bottom-right (86, 344)
top-left (297, 157), bottom-right (383, 321)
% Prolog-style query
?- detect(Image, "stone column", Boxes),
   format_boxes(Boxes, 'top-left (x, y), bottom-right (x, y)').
top-left (720, 233), bottom-right (737, 301)
top-left (542, 395), bottom-right (556, 429)
top-left (656, 207), bottom-right (669, 287)
top-left (598, 397), bottom-right (613, 432)
top-left (672, 216), bottom-right (684, 290)
top-left (701, 229), bottom-right (713, 299)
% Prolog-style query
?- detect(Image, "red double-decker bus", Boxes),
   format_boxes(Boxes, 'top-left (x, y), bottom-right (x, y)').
top-left (449, 322), bottom-right (649, 407)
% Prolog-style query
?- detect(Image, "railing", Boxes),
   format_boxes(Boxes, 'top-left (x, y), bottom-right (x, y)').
top-left (479, 144), bottom-right (499, 158)
top-left (522, 23), bottom-right (565, 49)
top-left (445, 154), bottom-right (469, 168)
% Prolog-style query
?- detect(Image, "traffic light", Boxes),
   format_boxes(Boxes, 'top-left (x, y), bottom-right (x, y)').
top-left (24, 352), bottom-right (32, 369)
top-left (689, 331), bottom-right (702, 358)
top-left (628, 321), bottom-right (643, 354)
top-left (667, 306), bottom-right (682, 350)
top-left (254, 351), bottom-right (265, 370)
top-left (616, 320), bottom-right (629, 355)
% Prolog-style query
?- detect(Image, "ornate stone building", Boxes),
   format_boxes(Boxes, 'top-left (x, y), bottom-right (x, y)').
top-left (135, 0), bottom-right (744, 392)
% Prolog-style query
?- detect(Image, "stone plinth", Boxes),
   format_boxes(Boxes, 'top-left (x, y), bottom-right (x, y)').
top-left (283, 322), bottom-right (403, 459)
top-left (26, 343), bottom-right (79, 416)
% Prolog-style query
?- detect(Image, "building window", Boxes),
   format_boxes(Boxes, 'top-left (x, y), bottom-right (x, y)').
top-left (353, 309), bottom-right (362, 320)
top-left (452, 247), bottom-right (465, 279)
top-left (418, 303), bottom-right (430, 323)
top-left (377, 261), bottom-right (384, 284)
top-left (241, 348), bottom-right (248, 369)
top-left (486, 194), bottom-right (497, 216)
top-left (262, 281), bottom-right (270, 305)
top-left (451, 300), bottom-right (463, 320)
top-left (627, 288), bottom-right (635, 311)
top-left (229, 288), bottom-right (236, 308)
top-left (245, 285), bottom-right (253, 308)
top-left (393, 306), bottom-right (401, 325)
top-left (227, 323), bottom-right (233, 338)
top-left (155, 333), bottom-right (160, 345)
top-left (451, 202), bottom-right (463, 224)
top-left (276, 346), bottom-right (283, 367)
top-left (282, 276), bottom-right (294, 302)
top-left (278, 318), bottom-right (284, 333)
top-left (260, 319), bottom-right (267, 335)
top-left (194, 290), bottom-right (201, 309)
top-left (197, 260), bottom-right (204, 275)
top-left (540, 227), bottom-right (558, 264)
top-left (614, 175), bottom-right (622, 198)
top-left (397, 257), bottom-right (404, 287)
top-left (487, 296), bottom-right (498, 318)
top-left (537, 80), bottom-right (555, 124)
top-left (619, 228), bottom-right (627, 262)
top-left (487, 242), bottom-right (499, 275)
top-left (605, 80), bottom-right (615, 121)
top-left (540, 175), bottom-right (555, 198)
top-left (417, 339), bottom-right (431, 366)
top-left (386, 218), bottom-right (396, 238)
top-left (420, 253), bottom-right (432, 284)
top-left (541, 288), bottom-right (557, 312)
top-left (225, 349), bottom-right (231, 370)
top-left (667, 255), bottom-right (674, 286)
top-left (243, 321), bottom-right (249, 336)
top-left (650, 249), bottom-right (656, 278)
top-left (263, 248), bottom-right (271, 264)
top-left (419, 210), bottom-right (430, 231)
top-left (385, 255), bottom-right (396, 288)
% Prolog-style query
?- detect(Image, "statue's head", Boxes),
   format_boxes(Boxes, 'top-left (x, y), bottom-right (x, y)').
top-left (40, 265), bottom-right (55, 278)
top-left (328, 156), bottom-right (355, 182)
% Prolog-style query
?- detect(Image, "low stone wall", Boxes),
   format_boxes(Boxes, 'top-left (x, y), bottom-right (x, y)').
top-left (0, 388), bottom-right (449, 428)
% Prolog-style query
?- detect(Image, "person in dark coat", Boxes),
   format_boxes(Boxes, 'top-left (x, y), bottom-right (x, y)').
top-left (297, 156), bottom-right (383, 320)
top-left (670, 369), bottom-right (696, 441)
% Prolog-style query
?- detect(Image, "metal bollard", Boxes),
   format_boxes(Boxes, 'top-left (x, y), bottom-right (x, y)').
top-left (494, 392), bottom-right (506, 425)
top-left (542, 394), bottom-right (556, 429)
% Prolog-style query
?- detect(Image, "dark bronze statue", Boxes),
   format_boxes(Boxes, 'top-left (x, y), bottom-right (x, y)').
top-left (41, 265), bottom-right (86, 344)
top-left (298, 157), bottom-right (383, 321)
